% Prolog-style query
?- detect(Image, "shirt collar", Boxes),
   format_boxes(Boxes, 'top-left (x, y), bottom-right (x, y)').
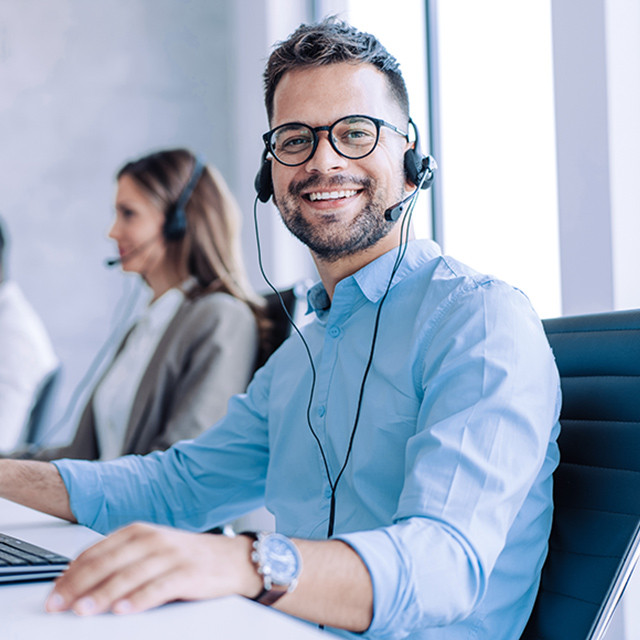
top-left (306, 239), bottom-right (442, 317)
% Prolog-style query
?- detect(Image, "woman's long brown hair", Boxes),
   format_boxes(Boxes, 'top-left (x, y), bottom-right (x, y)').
top-left (117, 148), bottom-right (269, 354)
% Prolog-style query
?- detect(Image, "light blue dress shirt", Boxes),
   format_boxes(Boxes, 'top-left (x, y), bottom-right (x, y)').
top-left (55, 240), bottom-right (561, 640)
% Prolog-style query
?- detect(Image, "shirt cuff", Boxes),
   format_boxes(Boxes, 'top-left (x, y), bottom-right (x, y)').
top-left (53, 459), bottom-right (110, 533)
top-left (335, 528), bottom-right (421, 639)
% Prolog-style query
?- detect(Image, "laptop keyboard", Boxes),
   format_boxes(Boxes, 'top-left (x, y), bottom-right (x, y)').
top-left (0, 532), bottom-right (69, 583)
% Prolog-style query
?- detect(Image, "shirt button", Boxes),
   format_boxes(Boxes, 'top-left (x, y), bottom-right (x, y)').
top-left (324, 486), bottom-right (332, 499)
top-left (317, 405), bottom-right (326, 417)
top-left (328, 325), bottom-right (341, 338)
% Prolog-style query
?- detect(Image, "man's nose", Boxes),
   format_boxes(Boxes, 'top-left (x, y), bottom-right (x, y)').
top-left (304, 133), bottom-right (348, 174)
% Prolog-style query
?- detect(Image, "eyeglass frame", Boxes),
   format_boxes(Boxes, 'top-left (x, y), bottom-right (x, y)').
top-left (262, 114), bottom-right (410, 167)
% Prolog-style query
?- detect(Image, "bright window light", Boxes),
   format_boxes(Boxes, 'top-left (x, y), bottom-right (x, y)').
top-left (437, 0), bottom-right (561, 318)
top-left (343, 0), bottom-right (433, 240)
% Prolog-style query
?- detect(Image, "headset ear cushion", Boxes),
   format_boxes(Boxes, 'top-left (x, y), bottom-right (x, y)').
top-left (255, 154), bottom-right (273, 203)
top-left (404, 149), bottom-right (438, 191)
top-left (163, 204), bottom-right (186, 240)
top-left (163, 157), bottom-right (206, 241)
top-left (404, 147), bottom-right (424, 187)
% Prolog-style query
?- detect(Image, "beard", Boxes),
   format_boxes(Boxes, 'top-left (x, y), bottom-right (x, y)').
top-left (275, 174), bottom-right (400, 263)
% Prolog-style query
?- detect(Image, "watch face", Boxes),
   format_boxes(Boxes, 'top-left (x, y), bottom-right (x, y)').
top-left (260, 533), bottom-right (301, 585)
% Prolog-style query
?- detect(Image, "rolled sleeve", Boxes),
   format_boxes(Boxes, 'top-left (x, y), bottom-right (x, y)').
top-left (53, 454), bottom-right (174, 534)
top-left (53, 458), bottom-right (110, 532)
top-left (337, 518), bottom-right (482, 638)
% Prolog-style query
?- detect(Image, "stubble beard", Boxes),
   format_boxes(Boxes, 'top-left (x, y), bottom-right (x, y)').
top-left (275, 174), bottom-right (400, 263)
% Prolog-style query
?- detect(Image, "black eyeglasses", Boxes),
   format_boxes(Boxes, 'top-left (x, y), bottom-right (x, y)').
top-left (262, 114), bottom-right (409, 167)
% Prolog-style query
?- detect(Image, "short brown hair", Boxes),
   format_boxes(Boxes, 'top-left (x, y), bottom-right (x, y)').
top-left (264, 17), bottom-right (410, 123)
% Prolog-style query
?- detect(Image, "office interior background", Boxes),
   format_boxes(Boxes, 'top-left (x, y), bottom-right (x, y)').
top-left (1, 0), bottom-right (638, 637)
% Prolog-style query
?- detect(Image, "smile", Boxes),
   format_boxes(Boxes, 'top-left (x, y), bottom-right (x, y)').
top-left (306, 189), bottom-right (359, 202)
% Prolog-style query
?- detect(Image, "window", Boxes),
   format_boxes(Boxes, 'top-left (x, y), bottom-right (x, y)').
top-left (436, 0), bottom-right (560, 317)
top-left (337, 0), bottom-right (433, 240)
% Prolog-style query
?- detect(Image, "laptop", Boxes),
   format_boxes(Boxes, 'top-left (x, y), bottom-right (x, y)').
top-left (0, 532), bottom-right (69, 584)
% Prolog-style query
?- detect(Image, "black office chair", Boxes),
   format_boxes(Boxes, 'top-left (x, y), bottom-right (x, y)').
top-left (521, 309), bottom-right (640, 640)
top-left (254, 283), bottom-right (307, 371)
top-left (21, 366), bottom-right (61, 447)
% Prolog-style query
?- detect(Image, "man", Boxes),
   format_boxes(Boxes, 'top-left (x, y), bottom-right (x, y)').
top-left (0, 218), bottom-right (58, 453)
top-left (0, 19), bottom-right (560, 639)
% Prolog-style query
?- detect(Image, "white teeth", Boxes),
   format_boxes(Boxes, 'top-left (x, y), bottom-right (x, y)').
top-left (308, 190), bottom-right (357, 201)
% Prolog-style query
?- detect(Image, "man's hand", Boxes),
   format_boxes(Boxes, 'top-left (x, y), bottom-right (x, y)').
top-left (45, 523), bottom-right (261, 616)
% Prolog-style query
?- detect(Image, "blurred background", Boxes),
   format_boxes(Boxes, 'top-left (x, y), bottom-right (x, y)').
top-left (1, 0), bottom-right (638, 425)
top-left (0, 0), bottom-right (639, 636)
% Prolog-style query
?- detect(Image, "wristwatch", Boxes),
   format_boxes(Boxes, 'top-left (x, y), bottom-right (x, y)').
top-left (242, 531), bottom-right (302, 606)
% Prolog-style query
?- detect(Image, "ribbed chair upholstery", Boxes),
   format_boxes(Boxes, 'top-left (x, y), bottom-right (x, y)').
top-left (521, 309), bottom-right (640, 640)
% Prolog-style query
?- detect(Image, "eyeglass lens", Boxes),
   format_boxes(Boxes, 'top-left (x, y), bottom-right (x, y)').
top-left (269, 116), bottom-right (380, 165)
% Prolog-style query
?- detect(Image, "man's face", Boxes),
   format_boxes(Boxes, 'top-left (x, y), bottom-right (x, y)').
top-left (269, 62), bottom-right (410, 263)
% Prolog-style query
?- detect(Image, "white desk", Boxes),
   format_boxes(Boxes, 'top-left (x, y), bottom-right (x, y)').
top-left (0, 498), bottom-right (330, 639)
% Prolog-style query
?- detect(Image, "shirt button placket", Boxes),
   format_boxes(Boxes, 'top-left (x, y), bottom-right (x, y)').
top-left (328, 325), bottom-right (341, 339)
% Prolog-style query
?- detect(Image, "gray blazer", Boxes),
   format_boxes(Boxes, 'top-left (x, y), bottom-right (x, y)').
top-left (33, 291), bottom-right (258, 461)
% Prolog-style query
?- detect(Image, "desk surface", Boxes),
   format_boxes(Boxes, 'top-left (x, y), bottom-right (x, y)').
top-left (0, 498), bottom-right (330, 639)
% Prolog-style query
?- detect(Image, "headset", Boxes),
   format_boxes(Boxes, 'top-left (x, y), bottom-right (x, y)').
top-left (254, 149), bottom-right (273, 204)
top-left (253, 120), bottom-right (437, 538)
top-left (254, 118), bottom-right (436, 214)
top-left (105, 156), bottom-right (207, 267)
top-left (163, 156), bottom-right (207, 240)
top-left (386, 120), bottom-right (437, 221)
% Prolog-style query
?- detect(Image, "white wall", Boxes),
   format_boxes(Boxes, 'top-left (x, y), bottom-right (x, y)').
top-left (231, 0), bottom-right (317, 291)
top-left (553, 0), bottom-right (640, 316)
top-left (606, 0), bottom-right (640, 312)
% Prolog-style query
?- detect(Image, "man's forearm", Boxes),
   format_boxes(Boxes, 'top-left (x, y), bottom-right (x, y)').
top-left (0, 459), bottom-right (75, 522)
top-left (275, 538), bottom-right (373, 632)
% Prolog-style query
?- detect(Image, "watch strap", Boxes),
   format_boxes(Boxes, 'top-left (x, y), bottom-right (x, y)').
top-left (252, 584), bottom-right (289, 606)
top-left (241, 531), bottom-right (290, 606)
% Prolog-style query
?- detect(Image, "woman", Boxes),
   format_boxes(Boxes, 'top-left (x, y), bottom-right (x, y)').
top-left (29, 149), bottom-right (264, 461)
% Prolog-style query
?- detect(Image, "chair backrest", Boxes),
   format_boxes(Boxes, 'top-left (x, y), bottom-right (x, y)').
top-left (21, 365), bottom-right (61, 446)
top-left (254, 285), bottom-right (302, 371)
top-left (521, 309), bottom-right (640, 640)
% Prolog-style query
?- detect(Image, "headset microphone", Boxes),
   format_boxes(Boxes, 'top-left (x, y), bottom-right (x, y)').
top-left (104, 234), bottom-right (161, 268)
top-left (384, 189), bottom-right (419, 222)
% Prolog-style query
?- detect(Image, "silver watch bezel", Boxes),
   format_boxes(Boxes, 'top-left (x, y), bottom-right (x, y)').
top-left (250, 531), bottom-right (302, 593)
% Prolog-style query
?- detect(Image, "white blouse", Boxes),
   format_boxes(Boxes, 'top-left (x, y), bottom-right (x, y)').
top-left (93, 286), bottom-right (184, 460)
